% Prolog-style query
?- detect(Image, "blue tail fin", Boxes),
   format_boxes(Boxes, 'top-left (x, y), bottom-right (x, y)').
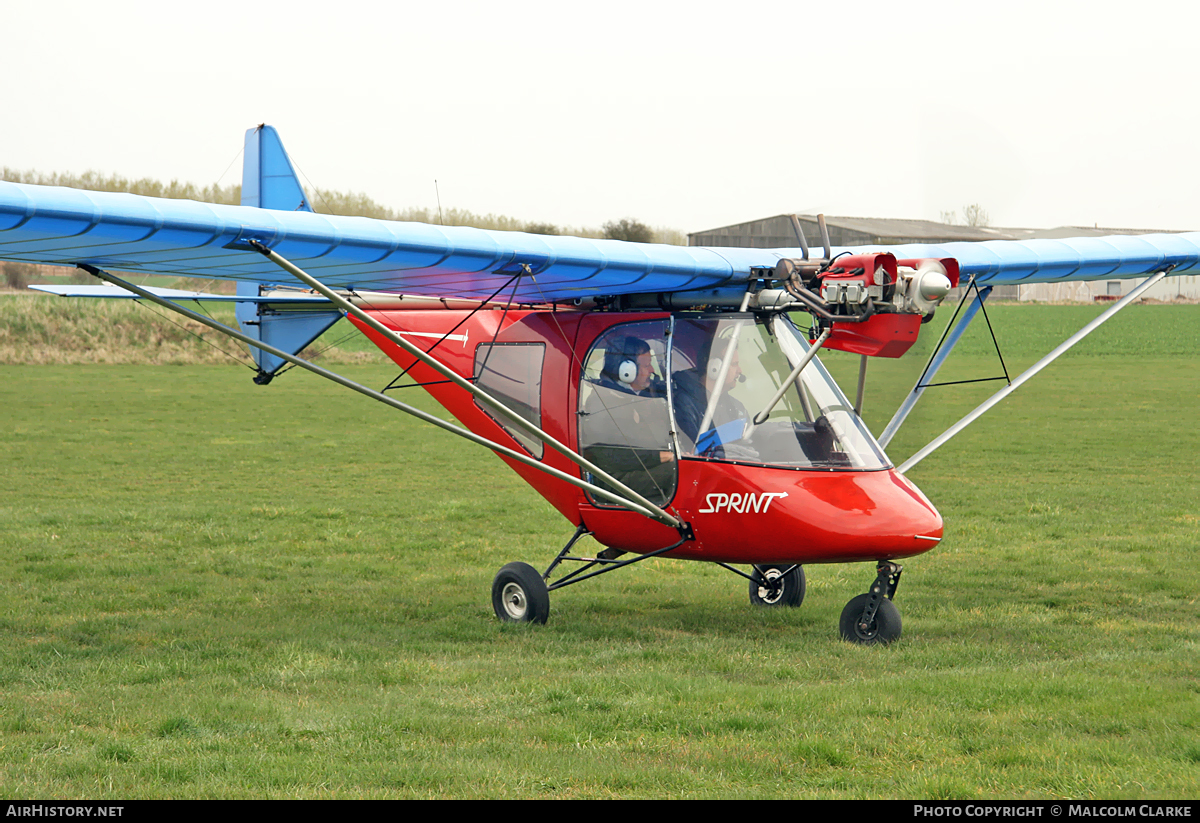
top-left (236, 125), bottom-right (339, 383)
top-left (240, 124), bottom-right (313, 212)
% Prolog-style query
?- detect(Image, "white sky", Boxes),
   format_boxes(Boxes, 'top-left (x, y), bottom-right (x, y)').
top-left (4, 0), bottom-right (1198, 233)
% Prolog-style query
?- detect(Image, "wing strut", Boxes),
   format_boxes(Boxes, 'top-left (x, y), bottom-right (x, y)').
top-left (697, 289), bottom-right (755, 436)
top-left (879, 280), bottom-right (996, 448)
top-left (896, 269), bottom-right (1170, 474)
top-left (750, 327), bottom-right (831, 428)
top-left (244, 241), bottom-right (685, 528)
top-left (76, 264), bottom-right (675, 524)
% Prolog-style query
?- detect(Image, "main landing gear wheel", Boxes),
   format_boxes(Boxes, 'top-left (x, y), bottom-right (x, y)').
top-left (838, 593), bottom-right (902, 645)
top-left (491, 562), bottom-right (550, 624)
top-left (749, 565), bottom-right (806, 607)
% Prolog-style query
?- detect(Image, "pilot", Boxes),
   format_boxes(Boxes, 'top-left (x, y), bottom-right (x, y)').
top-left (674, 334), bottom-right (838, 464)
top-left (672, 336), bottom-right (755, 459)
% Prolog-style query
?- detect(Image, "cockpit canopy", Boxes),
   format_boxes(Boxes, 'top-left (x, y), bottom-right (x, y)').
top-left (577, 313), bottom-right (891, 507)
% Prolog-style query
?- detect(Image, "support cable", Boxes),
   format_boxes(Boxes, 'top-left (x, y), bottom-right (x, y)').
top-left (382, 272), bottom-right (522, 392)
top-left (76, 264), bottom-right (667, 519)
top-left (897, 269), bottom-right (1170, 473)
top-left (244, 243), bottom-right (683, 527)
top-left (471, 271), bottom-right (524, 392)
top-left (272, 324), bottom-right (362, 378)
top-left (916, 278), bottom-right (1009, 390)
top-left (878, 280), bottom-right (994, 449)
top-left (129, 295), bottom-right (256, 370)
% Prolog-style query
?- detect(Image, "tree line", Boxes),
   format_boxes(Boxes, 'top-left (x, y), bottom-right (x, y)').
top-left (0, 167), bottom-right (684, 246)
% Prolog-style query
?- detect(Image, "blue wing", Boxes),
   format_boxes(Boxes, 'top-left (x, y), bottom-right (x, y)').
top-left (772, 235), bottom-right (1200, 285)
top-left (3, 124), bottom-right (1197, 302)
top-left (0, 179), bottom-right (776, 303)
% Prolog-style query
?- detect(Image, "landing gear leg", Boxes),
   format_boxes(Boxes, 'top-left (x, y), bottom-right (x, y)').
top-left (839, 562), bottom-right (903, 645)
top-left (490, 526), bottom-right (689, 625)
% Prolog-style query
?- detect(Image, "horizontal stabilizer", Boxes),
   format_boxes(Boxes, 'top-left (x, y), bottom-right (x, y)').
top-left (29, 284), bottom-right (330, 303)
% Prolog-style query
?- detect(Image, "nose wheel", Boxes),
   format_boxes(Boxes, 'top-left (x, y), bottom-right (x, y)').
top-left (839, 593), bottom-right (901, 644)
top-left (839, 562), bottom-right (903, 645)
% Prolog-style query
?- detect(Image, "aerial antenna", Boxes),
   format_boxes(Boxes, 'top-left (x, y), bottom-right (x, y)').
top-left (435, 179), bottom-right (444, 225)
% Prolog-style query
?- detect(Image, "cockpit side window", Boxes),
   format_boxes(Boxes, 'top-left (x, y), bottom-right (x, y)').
top-left (474, 343), bottom-right (545, 458)
top-left (578, 321), bottom-right (676, 507)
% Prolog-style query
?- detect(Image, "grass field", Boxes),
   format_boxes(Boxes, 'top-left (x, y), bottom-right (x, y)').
top-left (1, 299), bottom-right (1197, 798)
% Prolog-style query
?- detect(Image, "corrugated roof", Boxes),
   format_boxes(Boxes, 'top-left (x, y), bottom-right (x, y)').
top-left (801, 215), bottom-right (1000, 242)
top-left (689, 214), bottom-right (1191, 243)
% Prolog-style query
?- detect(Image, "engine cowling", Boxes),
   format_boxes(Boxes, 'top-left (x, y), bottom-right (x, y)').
top-left (805, 256), bottom-right (960, 358)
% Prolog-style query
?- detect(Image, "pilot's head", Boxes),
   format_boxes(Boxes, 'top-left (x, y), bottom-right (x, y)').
top-left (697, 336), bottom-right (742, 392)
top-left (602, 336), bottom-right (654, 392)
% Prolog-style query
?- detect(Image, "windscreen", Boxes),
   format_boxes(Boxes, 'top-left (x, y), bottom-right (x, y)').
top-left (668, 315), bottom-right (890, 470)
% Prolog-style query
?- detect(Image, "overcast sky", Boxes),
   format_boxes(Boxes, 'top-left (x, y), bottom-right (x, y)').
top-left (4, 0), bottom-right (1197, 234)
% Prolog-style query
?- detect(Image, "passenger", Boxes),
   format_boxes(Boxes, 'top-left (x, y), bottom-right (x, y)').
top-left (599, 337), bottom-right (664, 397)
top-left (582, 335), bottom-right (673, 505)
top-left (672, 336), bottom-right (756, 459)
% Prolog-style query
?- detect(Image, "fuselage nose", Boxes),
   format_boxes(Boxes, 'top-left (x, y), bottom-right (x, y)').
top-left (655, 461), bottom-right (944, 565)
top-left (889, 469), bottom-right (943, 539)
top-left (800, 466), bottom-right (942, 562)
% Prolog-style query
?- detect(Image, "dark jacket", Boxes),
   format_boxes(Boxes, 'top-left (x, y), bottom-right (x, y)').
top-left (671, 368), bottom-right (749, 457)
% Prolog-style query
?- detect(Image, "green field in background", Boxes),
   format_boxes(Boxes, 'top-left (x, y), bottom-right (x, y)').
top-left (0, 304), bottom-right (1196, 798)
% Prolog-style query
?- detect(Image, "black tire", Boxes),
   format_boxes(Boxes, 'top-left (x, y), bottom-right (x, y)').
top-left (491, 562), bottom-right (550, 624)
top-left (838, 593), bottom-right (902, 645)
top-left (749, 565), bottom-right (806, 607)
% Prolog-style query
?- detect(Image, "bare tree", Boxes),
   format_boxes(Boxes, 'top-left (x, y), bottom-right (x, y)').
top-left (940, 205), bottom-right (990, 227)
top-left (962, 204), bottom-right (990, 227)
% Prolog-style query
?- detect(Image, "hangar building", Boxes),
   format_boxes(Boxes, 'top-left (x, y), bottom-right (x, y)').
top-left (689, 215), bottom-right (1200, 302)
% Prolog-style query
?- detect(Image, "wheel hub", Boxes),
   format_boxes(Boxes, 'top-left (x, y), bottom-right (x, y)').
top-left (501, 583), bottom-right (528, 619)
top-left (755, 569), bottom-right (785, 604)
top-left (854, 618), bottom-right (878, 639)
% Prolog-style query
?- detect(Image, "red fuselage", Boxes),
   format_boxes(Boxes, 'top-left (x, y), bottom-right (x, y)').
top-left (352, 308), bottom-right (943, 566)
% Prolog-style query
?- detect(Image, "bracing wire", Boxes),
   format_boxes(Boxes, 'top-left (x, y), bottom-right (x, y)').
top-left (133, 298), bottom-right (257, 370)
top-left (380, 273), bottom-right (523, 393)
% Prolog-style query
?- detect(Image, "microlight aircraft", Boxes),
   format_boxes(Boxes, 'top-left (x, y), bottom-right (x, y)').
top-left (4, 126), bottom-right (1197, 643)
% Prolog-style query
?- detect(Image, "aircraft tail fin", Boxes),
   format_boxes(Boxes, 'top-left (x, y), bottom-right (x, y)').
top-left (240, 124), bottom-right (314, 212)
top-left (236, 125), bottom-right (339, 383)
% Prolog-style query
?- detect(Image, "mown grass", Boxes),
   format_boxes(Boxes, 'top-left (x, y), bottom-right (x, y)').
top-left (0, 303), bottom-right (1197, 798)
top-left (0, 293), bottom-right (385, 366)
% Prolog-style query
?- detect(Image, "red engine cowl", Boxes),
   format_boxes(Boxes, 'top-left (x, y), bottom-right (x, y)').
top-left (817, 253), bottom-right (897, 308)
top-left (822, 313), bottom-right (923, 358)
top-left (816, 256), bottom-right (960, 358)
